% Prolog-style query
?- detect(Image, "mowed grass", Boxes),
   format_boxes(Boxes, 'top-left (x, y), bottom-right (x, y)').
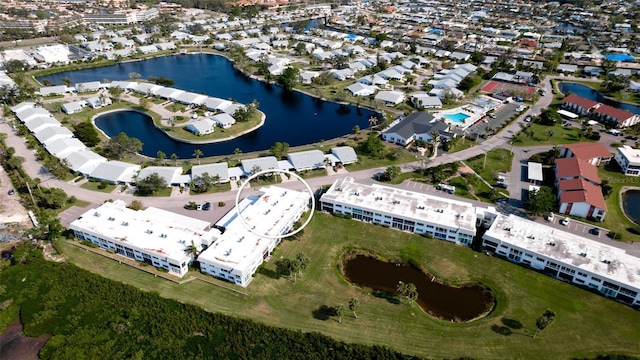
top-left (515, 123), bottom-right (593, 147)
top-left (466, 148), bottom-right (513, 183)
top-left (59, 213), bottom-right (640, 359)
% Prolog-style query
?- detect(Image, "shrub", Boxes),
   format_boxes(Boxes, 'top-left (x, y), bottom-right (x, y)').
top-left (218, 201), bottom-right (226, 207)
top-left (608, 232), bottom-right (622, 240)
top-left (628, 227), bottom-right (640, 236)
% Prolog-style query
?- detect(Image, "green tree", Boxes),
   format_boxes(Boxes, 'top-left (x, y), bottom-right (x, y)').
top-left (352, 125), bottom-right (360, 135)
top-left (171, 153), bottom-right (178, 166)
top-left (269, 142), bottom-right (290, 159)
top-left (601, 179), bottom-right (613, 198)
top-left (276, 67), bottom-right (301, 91)
top-left (383, 165), bottom-right (401, 181)
top-left (136, 173), bottom-right (167, 196)
top-left (103, 132), bottom-right (142, 159)
top-left (406, 283), bottom-right (418, 305)
top-left (73, 122), bottom-right (100, 147)
top-left (36, 187), bottom-right (68, 209)
top-left (359, 133), bottom-right (386, 158)
top-left (156, 151), bottom-right (166, 165)
top-left (525, 186), bottom-right (556, 216)
top-left (534, 309), bottom-right (556, 338)
top-left (335, 304), bottom-right (346, 323)
top-left (127, 200), bottom-right (145, 211)
top-left (193, 149), bottom-right (203, 165)
top-left (6, 155), bottom-right (25, 170)
top-left (397, 281), bottom-right (409, 298)
top-left (349, 298), bottom-right (360, 319)
top-left (470, 51), bottom-right (485, 65)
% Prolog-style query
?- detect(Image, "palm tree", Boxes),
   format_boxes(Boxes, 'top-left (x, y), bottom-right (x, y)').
top-left (406, 283), bottom-right (418, 305)
top-left (156, 151), bottom-right (166, 165)
top-left (546, 130), bottom-right (554, 140)
top-left (349, 298), bottom-right (360, 319)
top-left (171, 153), bottom-right (178, 166)
top-left (397, 281), bottom-right (409, 299)
top-left (193, 149), bottom-right (203, 165)
top-left (335, 304), bottom-right (346, 323)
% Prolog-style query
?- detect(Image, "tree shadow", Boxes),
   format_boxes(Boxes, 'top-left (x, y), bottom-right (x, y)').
top-left (312, 305), bottom-right (337, 321)
top-left (257, 266), bottom-right (280, 280)
top-left (501, 318), bottom-right (523, 330)
top-left (371, 290), bottom-right (400, 304)
top-left (491, 324), bottom-right (512, 336)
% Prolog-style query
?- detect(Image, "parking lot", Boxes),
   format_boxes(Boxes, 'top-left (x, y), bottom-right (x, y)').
top-left (466, 102), bottom-right (522, 139)
top-left (545, 215), bottom-right (608, 239)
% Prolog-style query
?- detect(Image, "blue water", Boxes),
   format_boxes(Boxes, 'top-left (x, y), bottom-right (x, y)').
top-left (623, 190), bottom-right (640, 225)
top-left (443, 112), bottom-right (470, 123)
top-left (558, 82), bottom-right (640, 115)
top-left (39, 54), bottom-right (375, 158)
top-left (604, 54), bottom-right (635, 62)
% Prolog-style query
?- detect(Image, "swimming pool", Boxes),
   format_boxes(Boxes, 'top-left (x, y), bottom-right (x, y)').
top-left (443, 112), bottom-right (470, 123)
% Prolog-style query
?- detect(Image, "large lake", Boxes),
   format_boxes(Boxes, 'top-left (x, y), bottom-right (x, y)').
top-left (38, 54), bottom-right (375, 158)
top-left (557, 82), bottom-right (640, 115)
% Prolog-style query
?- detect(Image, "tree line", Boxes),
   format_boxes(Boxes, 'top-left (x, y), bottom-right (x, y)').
top-left (0, 244), bottom-right (415, 360)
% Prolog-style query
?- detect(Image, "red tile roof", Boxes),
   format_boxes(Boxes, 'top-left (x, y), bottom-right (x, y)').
top-left (555, 157), bottom-right (601, 184)
top-left (562, 94), bottom-right (598, 110)
top-left (593, 104), bottom-right (636, 122)
top-left (561, 142), bottom-right (612, 161)
top-left (558, 178), bottom-right (587, 191)
top-left (559, 180), bottom-right (607, 211)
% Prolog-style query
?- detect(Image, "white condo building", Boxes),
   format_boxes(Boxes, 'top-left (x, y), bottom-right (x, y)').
top-left (319, 177), bottom-right (496, 246)
top-left (70, 200), bottom-right (216, 277)
top-left (482, 214), bottom-right (640, 306)
top-left (198, 185), bottom-right (311, 287)
top-left (614, 145), bottom-right (640, 176)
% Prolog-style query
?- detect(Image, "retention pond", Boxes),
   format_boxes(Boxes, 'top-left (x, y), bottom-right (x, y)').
top-left (342, 255), bottom-right (495, 322)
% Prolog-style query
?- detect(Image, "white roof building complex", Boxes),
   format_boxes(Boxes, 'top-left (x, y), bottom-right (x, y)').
top-left (70, 185), bottom-right (310, 284)
top-left (198, 185), bottom-right (311, 287)
top-left (482, 214), bottom-right (640, 306)
top-left (319, 178), bottom-right (640, 307)
top-left (319, 177), bottom-right (496, 246)
top-left (70, 200), bottom-right (215, 277)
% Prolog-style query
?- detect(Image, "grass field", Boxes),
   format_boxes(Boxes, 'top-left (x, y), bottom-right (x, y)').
top-left (596, 163), bottom-right (640, 241)
top-left (514, 123), bottom-right (593, 147)
top-left (59, 213), bottom-right (640, 359)
top-left (80, 181), bottom-right (117, 193)
top-left (466, 148), bottom-right (513, 183)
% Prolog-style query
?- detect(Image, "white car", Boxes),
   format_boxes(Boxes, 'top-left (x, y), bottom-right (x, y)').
top-left (560, 218), bottom-right (570, 226)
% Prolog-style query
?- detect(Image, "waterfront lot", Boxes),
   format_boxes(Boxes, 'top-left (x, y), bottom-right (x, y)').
top-left (59, 213), bottom-right (640, 359)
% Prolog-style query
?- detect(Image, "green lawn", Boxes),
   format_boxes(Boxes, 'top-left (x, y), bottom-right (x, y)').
top-left (346, 151), bottom-right (420, 172)
top-left (189, 182), bottom-right (232, 195)
top-left (80, 181), bottom-right (117, 193)
top-left (59, 213), bottom-right (640, 359)
top-left (515, 123), bottom-right (593, 147)
top-left (596, 163), bottom-right (640, 242)
top-left (465, 148), bottom-right (513, 183)
top-left (448, 174), bottom-right (497, 203)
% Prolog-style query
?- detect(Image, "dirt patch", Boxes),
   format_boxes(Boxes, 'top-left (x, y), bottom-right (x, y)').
top-left (0, 166), bottom-right (32, 228)
top-left (0, 320), bottom-right (52, 360)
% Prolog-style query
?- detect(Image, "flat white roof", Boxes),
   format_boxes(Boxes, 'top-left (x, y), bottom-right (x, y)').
top-left (617, 145), bottom-right (640, 166)
top-left (321, 177), bottom-right (478, 233)
top-left (527, 162), bottom-right (543, 181)
top-left (70, 200), bottom-right (212, 263)
top-left (198, 186), bottom-right (310, 272)
top-left (484, 214), bottom-right (640, 289)
top-left (557, 109), bottom-right (579, 119)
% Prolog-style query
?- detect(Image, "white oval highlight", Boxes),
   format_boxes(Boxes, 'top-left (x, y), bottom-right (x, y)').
top-left (234, 169), bottom-right (315, 239)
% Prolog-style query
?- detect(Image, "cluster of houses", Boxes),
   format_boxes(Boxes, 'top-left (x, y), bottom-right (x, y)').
top-left (10, 100), bottom-right (357, 187)
top-left (70, 183), bottom-right (311, 287)
top-left (319, 177), bottom-right (640, 308)
top-left (561, 94), bottom-right (640, 128)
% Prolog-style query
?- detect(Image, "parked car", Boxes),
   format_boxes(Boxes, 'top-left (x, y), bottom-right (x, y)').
top-left (560, 218), bottom-right (570, 226)
top-left (7, 189), bottom-right (15, 195)
top-left (589, 228), bottom-right (600, 235)
top-left (202, 202), bottom-right (211, 211)
top-left (524, 116), bottom-right (532, 122)
top-left (546, 213), bottom-right (554, 221)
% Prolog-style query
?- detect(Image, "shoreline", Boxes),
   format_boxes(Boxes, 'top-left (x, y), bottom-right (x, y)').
top-left (91, 107), bottom-right (267, 146)
top-left (557, 80), bottom-right (640, 108)
top-left (619, 186), bottom-right (640, 227)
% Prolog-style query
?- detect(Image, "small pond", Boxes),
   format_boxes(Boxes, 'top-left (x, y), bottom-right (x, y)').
top-left (343, 255), bottom-right (495, 322)
top-left (622, 190), bottom-right (640, 225)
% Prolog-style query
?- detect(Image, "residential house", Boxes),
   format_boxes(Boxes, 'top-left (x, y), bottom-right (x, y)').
top-left (346, 83), bottom-right (378, 97)
top-left (559, 142), bottom-right (612, 166)
top-left (185, 118), bottom-right (216, 135)
top-left (191, 163), bottom-right (230, 183)
top-left (374, 91), bottom-right (405, 106)
top-left (382, 112), bottom-right (450, 146)
top-left (90, 161), bottom-right (141, 184)
top-left (211, 113), bottom-right (236, 128)
top-left (287, 150), bottom-right (327, 171)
